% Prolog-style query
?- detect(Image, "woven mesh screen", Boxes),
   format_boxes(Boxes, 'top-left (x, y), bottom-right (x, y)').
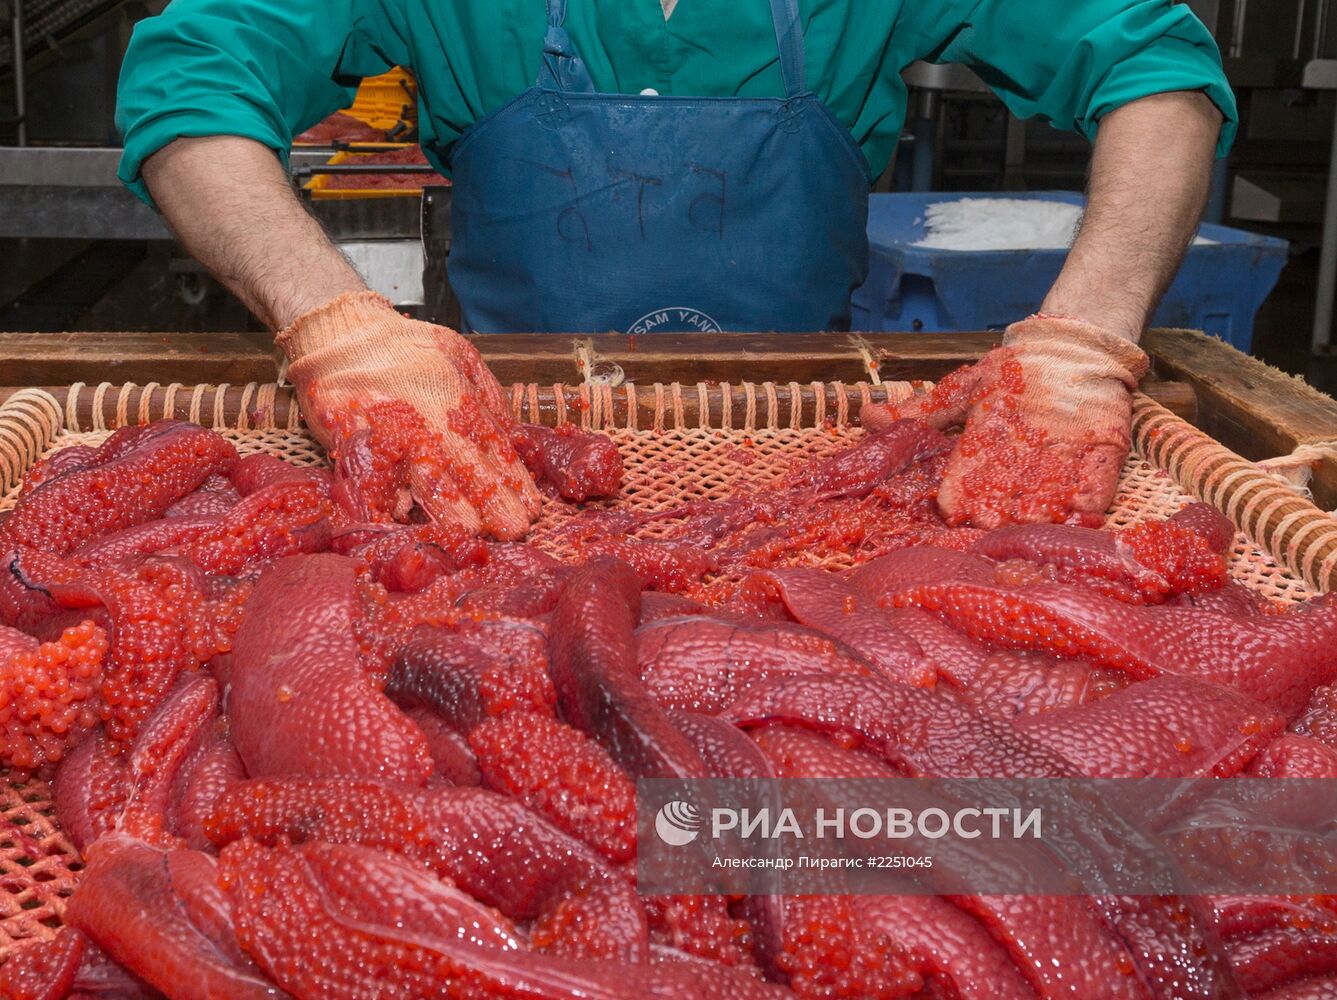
top-left (3, 423), bottom-right (1314, 601)
top-left (0, 392), bottom-right (1319, 955)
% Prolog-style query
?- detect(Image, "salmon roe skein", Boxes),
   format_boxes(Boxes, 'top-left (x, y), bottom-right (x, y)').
top-left (471, 653), bottom-right (555, 717)
top-left (469, 711), bottom-right (638, 863)
top-left (706, 495), bottom-right (976, 577)
top-left (97, 561), bottom-right (239, 746)
top-left (511, 422), bottom-right (624, 501)
top-left (643, 894), bottom-right (757, 969)
top-left (1119, 520), bottom-right (1227, 597)
top-left (15, 445), bottom-right (96, 497)
top-left (0, 928), bottom-right (85, 999)
top-left (175, 482), bottom-right (334, 576)
top-left (894, 584), bottom-right (1149, 678)
top-left (0, 621), bottom-right (108, 770)
top-left (4, 423), bottom-right (237, 554)
top-left (777, 896), bottom-right (923, 999)
top-left (354, 575), bottom-right (472, 680)
top-left (527, 891), bottom-right (639, 962)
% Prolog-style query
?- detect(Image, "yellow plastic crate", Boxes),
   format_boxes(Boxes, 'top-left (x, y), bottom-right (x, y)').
top-left (346, 67), bottom-right (417, 132)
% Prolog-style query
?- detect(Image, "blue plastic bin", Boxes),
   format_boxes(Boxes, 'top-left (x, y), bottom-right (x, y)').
top-left (850, 191), bottom-right (1288, 352)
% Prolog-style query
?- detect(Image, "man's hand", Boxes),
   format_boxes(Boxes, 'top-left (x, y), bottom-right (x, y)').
top-left (143, 138), bottom-right (541, 538)
top-left (279, 292), bottom-right (542, 539)
top-left (866, 315), bottom-right (1147, 527)
top-left (867, 91), bottom-right (1220, 528)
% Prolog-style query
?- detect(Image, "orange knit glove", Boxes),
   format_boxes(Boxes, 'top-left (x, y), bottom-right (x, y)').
top-left (863, 315), bottom-right (1148, 528)
top-left (277, 291), bottom-right (541, 539)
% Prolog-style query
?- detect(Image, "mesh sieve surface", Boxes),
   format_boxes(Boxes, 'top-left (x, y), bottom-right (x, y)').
top-left (0, 398), bottom-right (1318, 955)
top-left (0, 424), bottom-right (1316, 601)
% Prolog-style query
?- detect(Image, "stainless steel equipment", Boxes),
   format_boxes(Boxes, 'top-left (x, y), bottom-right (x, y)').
top-left (0, 145), bottom-right (440, 311)
top-left (1305, 58), bottom-right (1337, 353)
top-left (9, 0), bottom-right (25, 146)
top-left (0, 145), bottom-right (424, 240)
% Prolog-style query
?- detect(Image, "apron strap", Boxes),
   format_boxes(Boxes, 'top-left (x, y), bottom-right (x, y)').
top-left (539, 0), bottom-right (598, 92)
top-left (769, 0), bottom-right (807, 97)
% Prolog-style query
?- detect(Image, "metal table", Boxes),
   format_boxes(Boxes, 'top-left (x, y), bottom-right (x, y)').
top-left (0, 146), bottom-right (427, 241)
top-left (0, 145), bottom-right (438, 309)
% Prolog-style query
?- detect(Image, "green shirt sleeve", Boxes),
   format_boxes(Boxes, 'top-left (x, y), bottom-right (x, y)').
top-left (931, 0), bottom-right (1237, 156)
top-left (116, 0), bottom-right (410, 203)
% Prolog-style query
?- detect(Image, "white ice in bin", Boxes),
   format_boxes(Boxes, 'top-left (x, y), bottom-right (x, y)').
top-left (913, 197), bottom-right (1214, 251)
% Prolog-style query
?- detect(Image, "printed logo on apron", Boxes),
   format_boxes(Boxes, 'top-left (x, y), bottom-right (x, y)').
top-left (627, 307), bottom-right (723, 335)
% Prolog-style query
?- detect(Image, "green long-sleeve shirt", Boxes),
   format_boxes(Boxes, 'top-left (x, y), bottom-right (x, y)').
top-left (115, 0), bottom-right (1235, 202)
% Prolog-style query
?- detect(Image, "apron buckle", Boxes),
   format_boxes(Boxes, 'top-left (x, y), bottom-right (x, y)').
top-left (778, 97), bottom-right (807, 134)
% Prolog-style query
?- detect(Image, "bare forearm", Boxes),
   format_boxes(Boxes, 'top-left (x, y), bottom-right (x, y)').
top-left (1042, 91), bottom-right (1222, 343)
top-left (141, 136), bottom-right (365, 330)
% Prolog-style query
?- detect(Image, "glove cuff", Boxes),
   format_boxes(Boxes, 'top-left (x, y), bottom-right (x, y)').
top-left (275, 290), bottom-right (398, 360)
top-left (1003, 314), bottom-right (1149, 387)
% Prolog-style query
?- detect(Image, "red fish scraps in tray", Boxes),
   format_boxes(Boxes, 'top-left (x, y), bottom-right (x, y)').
top-left (319, 146), bottom-right (450, 190)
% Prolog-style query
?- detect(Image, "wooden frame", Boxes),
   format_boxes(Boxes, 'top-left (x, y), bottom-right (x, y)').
top-left (2, 327), bottom-right (1335, 506)
top-left (0, 330), bottom-right (994, 387)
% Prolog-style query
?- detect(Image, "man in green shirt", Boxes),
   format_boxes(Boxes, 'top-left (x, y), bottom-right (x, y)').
top-left (116, 0), bottom-right (1234, 538)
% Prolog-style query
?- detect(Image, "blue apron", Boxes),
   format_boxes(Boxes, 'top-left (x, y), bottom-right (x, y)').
top-left (446, 0), bottom-right (872, 334)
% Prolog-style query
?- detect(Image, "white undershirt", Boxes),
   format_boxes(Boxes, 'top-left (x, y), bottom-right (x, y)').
top-left (662, 0), bottom-right (678, 20)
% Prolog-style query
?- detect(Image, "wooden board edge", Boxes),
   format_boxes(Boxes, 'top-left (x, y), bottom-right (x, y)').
top-left (1143, 328), bottom-right (1337, 509)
